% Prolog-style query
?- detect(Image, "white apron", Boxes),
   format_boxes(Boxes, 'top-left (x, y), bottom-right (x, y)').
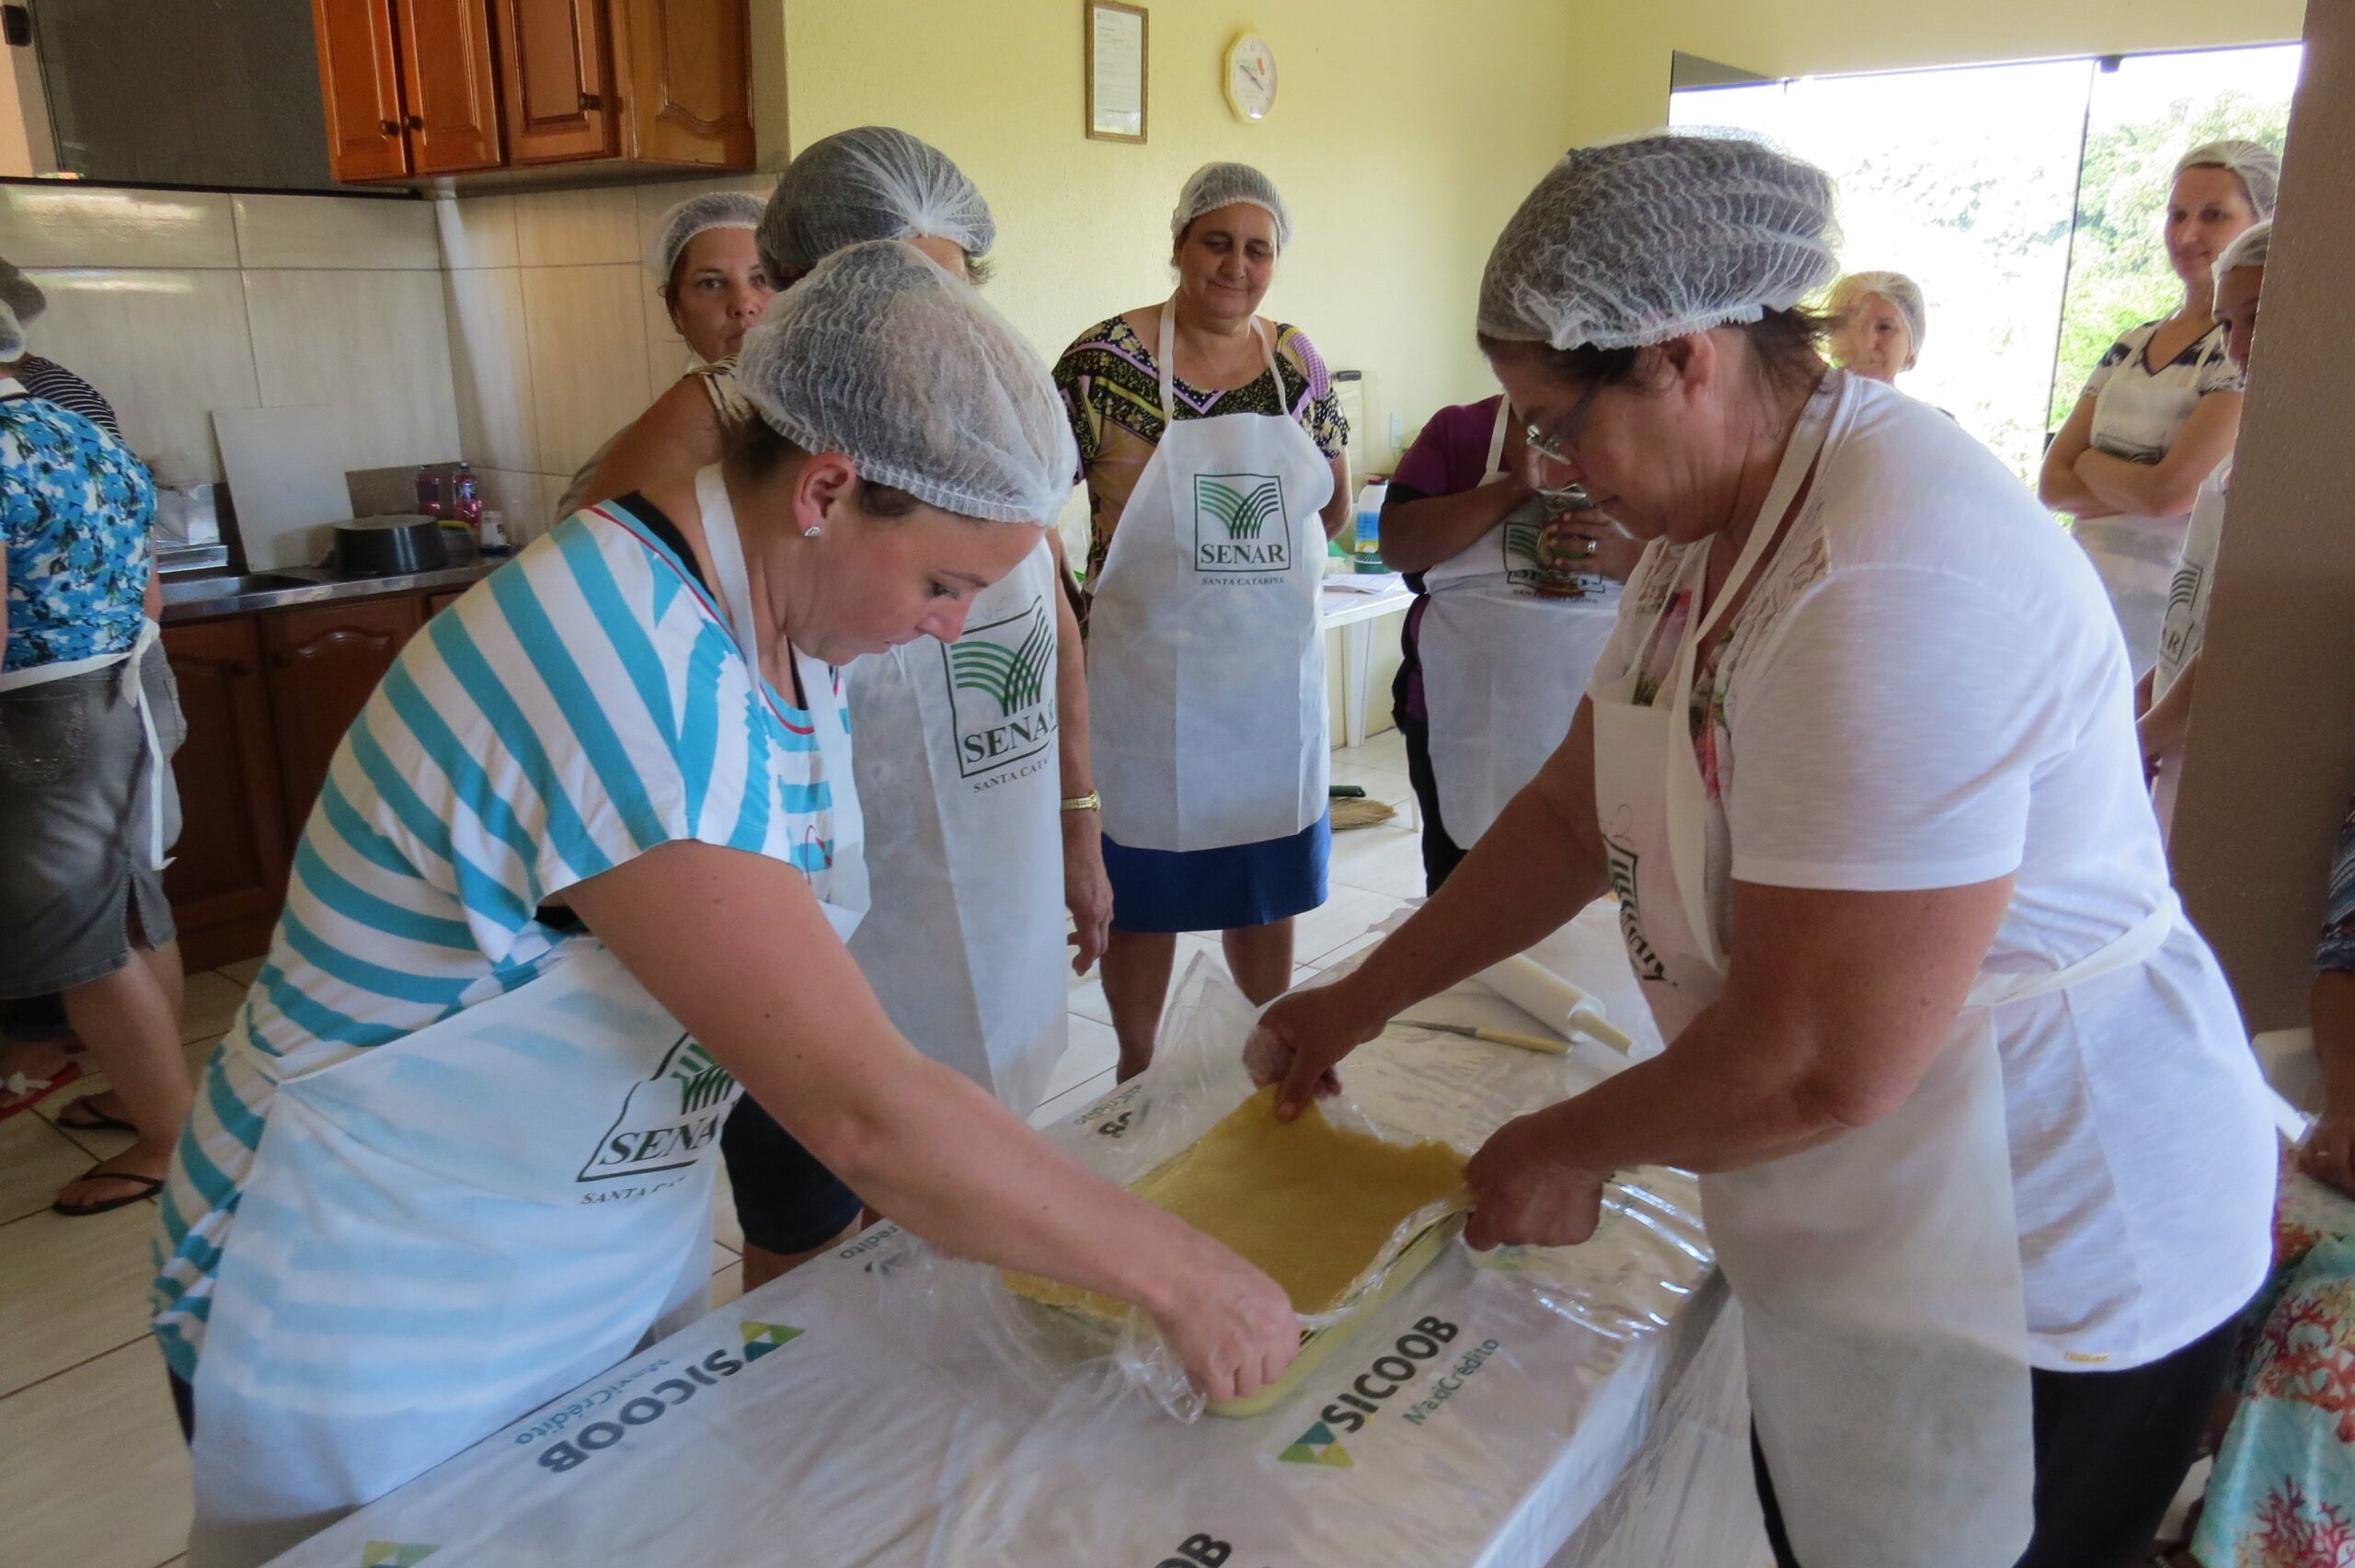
top-left (1419, 399), bottom-right (1620, 845)
top-left (2075, 361), bottom-right (2207, 674)
top-left (1086, 300), bottom-right (1335, 853)
top-left (0, 377), bottom-right (170, 868)
top-left (2150, 458), bottom-right (2230, 835)
top-left (845, 538), bottom-right (1066, 1116)
top-left (1588, 371), bottom-right (2181, 1568)
top-left (186, 474), bottom-right (865, 1568)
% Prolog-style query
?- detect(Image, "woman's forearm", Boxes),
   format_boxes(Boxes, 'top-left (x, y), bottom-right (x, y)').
top-left (822, 1055), bottom-right (1217, 1313)
top-left (1529, 1003), bottom-right (1849, 1174)
top-left (1376, 477), bottom-right (1534, 575)
top-left (2075, 448), bottom-right (2200, 518)
top-left (2138, 658), bottom-right (2197, 760)
top-left (1049, 532), bottom-right (1092, 798)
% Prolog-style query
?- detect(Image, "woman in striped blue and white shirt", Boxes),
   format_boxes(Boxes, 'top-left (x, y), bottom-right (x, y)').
top-left (155, 242), bottom-right (1301, 1568)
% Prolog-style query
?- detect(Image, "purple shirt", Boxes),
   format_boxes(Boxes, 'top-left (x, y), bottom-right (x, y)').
top-left (1389, 395), bottom-right (1506, 726)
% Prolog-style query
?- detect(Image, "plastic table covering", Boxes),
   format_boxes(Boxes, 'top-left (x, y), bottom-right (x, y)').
top-left (268, 905), bottom-right (1739, 1568)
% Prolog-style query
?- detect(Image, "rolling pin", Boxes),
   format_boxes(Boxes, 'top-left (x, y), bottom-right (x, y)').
top-left (1472, 954), bottom-right (1637, 1053)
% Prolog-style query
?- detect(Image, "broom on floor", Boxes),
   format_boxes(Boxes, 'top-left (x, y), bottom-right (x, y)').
top-left (1329, 784), bottom-right (1396, 830)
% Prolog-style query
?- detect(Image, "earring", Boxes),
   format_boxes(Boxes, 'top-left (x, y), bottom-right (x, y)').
top-left (801, 526), bottom-right (821, 539)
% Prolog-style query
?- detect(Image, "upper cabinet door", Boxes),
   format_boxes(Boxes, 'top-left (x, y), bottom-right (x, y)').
top-left (615, 0), bottom-right (754, 167)
top-left (393, 0), bottom-right (505, 175)
top-left (492, 0), bottom-right (618, 165)
top-left (310, 0), bottom-right (411, 182)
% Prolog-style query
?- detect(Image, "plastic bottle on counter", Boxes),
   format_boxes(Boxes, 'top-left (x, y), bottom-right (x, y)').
top-left (453, 464), bottom-right (485, 543)
top-left (1351, 479), bottom-right (1388, 571)
top-left (413, 465), bottom-right (446, 520)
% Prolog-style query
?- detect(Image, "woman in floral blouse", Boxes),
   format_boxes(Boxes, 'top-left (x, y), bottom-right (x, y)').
top-left (2188, 801), bottom-right (2355, 1563)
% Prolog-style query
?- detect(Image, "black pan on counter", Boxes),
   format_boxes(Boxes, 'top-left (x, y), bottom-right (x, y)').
top-left (332, 514), bottom-right (449, 577)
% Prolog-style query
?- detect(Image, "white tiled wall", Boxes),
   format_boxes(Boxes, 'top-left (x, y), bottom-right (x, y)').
top-left (0, 185), bottom-right (460, 489)
top-left (435, 173), bottom-right (772, 545)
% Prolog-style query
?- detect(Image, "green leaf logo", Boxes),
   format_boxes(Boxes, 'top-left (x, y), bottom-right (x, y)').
top-left (1278, 1420), bottom-right (1355, 1467)
top-left (668, 1040), bottom-right (737, 1115)
top-left (359, 1545), bottom-right (439, 1568)
top-left (1503, 521), bottom-right (1545, 572)
top-left (1199, 475), bottom-right (1284, 541)
top-left (948, 600), bottom-right (1053, 716)
top-left (741, 1321), bottom-right (805, 1363)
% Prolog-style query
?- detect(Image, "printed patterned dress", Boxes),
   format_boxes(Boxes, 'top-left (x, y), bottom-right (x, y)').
top-left (2193, 796), bottom-right (2355, 1567)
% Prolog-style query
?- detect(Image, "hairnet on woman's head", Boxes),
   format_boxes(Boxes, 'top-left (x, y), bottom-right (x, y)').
top-left (759, 127), bottom-right (995, 280)
top-left (647, 191), bottom-right (766, 282)
top-left (732, 241), bottom-right (1075, 525)
top-left (1478, 131), bottom-right (1841, 352)
top-left (1171, 162), bottom-right (1293, 252)
top-left (1829, 269), bottom-right (1927, 364)
top-left (0, 302), bottom-right (22, 361)
top-left (2176, 139), bottom-right (2282, 218)
top-left (2215, 219), bottom-right (2272, 283)
top-left (0, 258), bottom-right (47, 326)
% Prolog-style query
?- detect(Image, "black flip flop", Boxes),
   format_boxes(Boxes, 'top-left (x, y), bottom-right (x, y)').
top-left (52, 1165), bottom-right (166, 1218)
top-left (55, 1097), bottom-right (136, 1135)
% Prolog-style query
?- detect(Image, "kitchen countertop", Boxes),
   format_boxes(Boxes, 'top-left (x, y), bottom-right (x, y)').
top-left (159, 538), bottom-right (501, 624)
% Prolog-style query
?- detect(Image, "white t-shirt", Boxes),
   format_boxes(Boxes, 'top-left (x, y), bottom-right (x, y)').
top-left (1605, 374), bottom-right (2273, 1370)
top-left (2071, 320), bottom-right (2244, 674)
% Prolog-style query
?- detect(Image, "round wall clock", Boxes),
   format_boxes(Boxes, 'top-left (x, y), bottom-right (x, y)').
top-left (1223, 33), bottom-right (1278, 122)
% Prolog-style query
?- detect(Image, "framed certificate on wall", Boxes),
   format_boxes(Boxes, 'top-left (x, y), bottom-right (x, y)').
top-left (1086, 1), bottom-right (1147, 143)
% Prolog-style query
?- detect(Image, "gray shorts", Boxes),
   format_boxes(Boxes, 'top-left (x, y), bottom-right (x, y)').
top-left (0, 642), bottom-right (186, 996)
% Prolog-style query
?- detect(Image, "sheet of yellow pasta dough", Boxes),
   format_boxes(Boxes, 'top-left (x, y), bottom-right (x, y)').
top-left (1011, 1085), bottom-right (1468, 1322)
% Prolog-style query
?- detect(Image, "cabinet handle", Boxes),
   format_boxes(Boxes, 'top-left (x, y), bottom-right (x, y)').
top-left (381, 119), bottom-right (400, 137)
top-left (404, 114), bottom-right (424, 131)
top-left (579, 91), bottom-right (602, 111)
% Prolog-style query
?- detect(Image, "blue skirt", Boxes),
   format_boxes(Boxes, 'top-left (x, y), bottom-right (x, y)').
top-left (1104, 814), bottom-right (1331, 933)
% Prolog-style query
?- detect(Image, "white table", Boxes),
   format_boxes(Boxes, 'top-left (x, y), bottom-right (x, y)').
top-left (271, 908), bottom-right (1732, 1568)
top-left (1322, 578), bottom-right (1415, 747)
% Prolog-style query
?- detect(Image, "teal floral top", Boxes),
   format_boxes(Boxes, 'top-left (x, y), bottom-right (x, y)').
top-left (1, 383), bottom-right (154, 673)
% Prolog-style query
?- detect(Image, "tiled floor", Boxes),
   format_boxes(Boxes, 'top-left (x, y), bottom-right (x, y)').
top-left (0, 735), bottom-right (1426, 1568)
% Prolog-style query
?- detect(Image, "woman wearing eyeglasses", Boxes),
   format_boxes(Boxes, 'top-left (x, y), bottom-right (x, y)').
top-left (1252, 133), bottom-right (2272, 1568)
top-left (1379, 394), bottom-right (1639, 891)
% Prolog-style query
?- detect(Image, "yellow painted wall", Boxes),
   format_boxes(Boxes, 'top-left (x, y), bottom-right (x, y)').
top-left (779, 0), bottom-right (1581, 476)
top-left (1562, 0), bottom-right (2309, 142)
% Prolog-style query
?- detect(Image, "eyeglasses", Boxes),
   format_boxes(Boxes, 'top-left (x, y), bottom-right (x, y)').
top-left (1523, 379), bottom-right (1606, 466)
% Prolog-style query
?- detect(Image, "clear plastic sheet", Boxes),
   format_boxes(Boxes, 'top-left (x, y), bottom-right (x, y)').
top-left (273, 919), bottom-right (1735, 1568)
top-left (868, 939), bottom-right (1711, 1423)
top-left (1549, 1281), bottom-right (1775, 1567)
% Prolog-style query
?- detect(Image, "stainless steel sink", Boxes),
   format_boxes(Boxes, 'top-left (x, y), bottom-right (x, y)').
top-left (159, 572), bottom-right (316, 606)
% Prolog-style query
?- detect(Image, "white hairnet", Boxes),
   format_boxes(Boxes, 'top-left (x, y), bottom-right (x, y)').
top-left (647, 191), bottom-right (765, 281)
top-left (760, 127), bottom-right (995, 279)
top-left (1171, 162), bottom-right (1293, 252)
top-left (2176, 138), bottom-right (2282, 218)
top-left (733, 241), bottom-right (1074, 526)
top-left (0, 258), bottom-right (45, 325)
top-left (2215, 219), bottom-right (2272, 282)
top-left (0, 301), bottom-right (22, 361)
top-left (1479, 131), bottom-right (1841, 352)
top-left (1830, 269), bottom-right (1926, 361)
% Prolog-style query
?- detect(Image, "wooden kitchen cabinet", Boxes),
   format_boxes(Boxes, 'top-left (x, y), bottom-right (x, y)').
top-left (161, 619), bottom-right (293, 972)
top-left (616, 0), bottom-right (756, 168)
top-left (311, 0), bottom-right (751, 184)
top-left (493, 0), bottom-right (616, 165)
top-left (260, 597), bottom-right (423, 836)
top-left (310, 0), bottom-right (412, 183)
top-left (395, 0), bottom-right (508, 175)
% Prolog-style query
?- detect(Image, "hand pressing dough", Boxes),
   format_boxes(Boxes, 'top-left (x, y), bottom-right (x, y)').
top-left (1011, 1085), bottom-right (1467, 1322)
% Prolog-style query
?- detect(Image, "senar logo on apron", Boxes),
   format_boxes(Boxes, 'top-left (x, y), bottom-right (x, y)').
top-left (1193, 472), bottom-right (1292, 573)
top-left (1500, 519), bottom-right (1545, 592)
top-left (941, 593), bottom-right (1059, 780)
top-left (577, 1034), bottom-right (741, 1185)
